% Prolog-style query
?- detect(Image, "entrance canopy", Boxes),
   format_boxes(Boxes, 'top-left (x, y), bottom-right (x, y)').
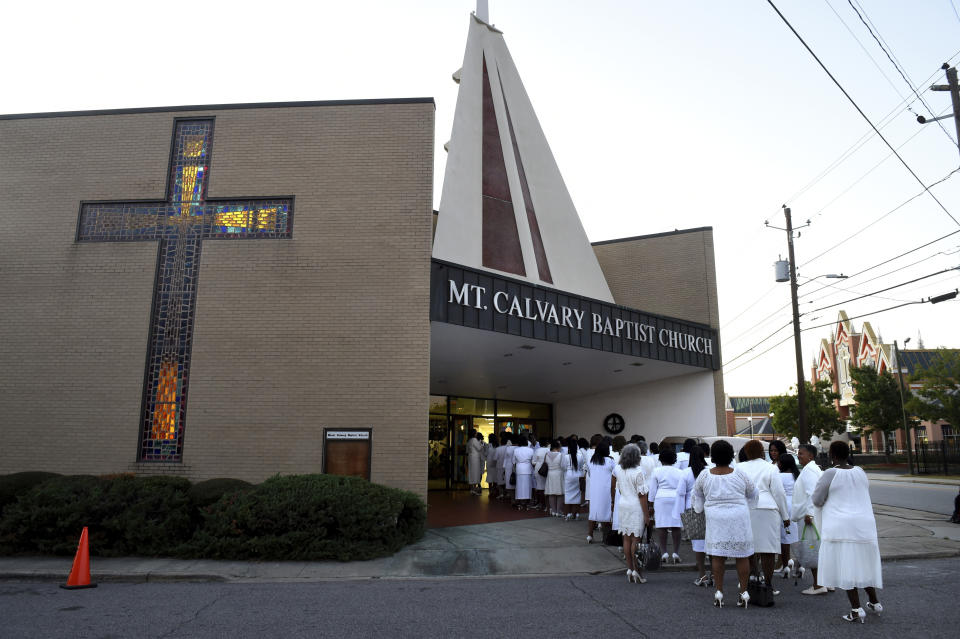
top-left (431, 260), bottom-right (720, 403)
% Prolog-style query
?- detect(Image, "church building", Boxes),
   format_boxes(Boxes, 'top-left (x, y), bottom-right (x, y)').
top-left (0, 10), bottom-right (724, 498)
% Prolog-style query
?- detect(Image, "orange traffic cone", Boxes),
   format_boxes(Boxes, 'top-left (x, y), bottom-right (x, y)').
top-left (60, 527), bottom-right (97, 589)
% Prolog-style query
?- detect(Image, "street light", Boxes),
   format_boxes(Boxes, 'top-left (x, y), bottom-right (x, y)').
top-left (894, 337), bottom-right (912, 474)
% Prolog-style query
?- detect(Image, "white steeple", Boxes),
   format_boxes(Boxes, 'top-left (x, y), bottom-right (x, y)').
top-left (433, 13), bottom-right (615, 302)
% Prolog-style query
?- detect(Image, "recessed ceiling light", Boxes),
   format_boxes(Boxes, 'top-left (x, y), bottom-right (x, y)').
top-left (630, 362), bottom-right (644, 367)
top-left (519, 345), bottom-right (535, 350)
top-left (613, 369), bottom-right (623, 373)
top-left (503, 353), bottom-right (513, 357)
top-left (562, 362), bottom-right (572, 366)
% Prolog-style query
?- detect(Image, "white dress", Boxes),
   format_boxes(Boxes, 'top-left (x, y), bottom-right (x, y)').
top-left (613, 465), bottom-right (648, 537)
top-left (502, 444), bottom-right (516, 487)
top-left (495, 444), bottom-right (509, 485)
top-left (813, 466), bottom-right (883, 589)
top-left (649, 465), bottom-right (684, 528)
top-left (485, 444), bottom-right (499, 489)
top-left (582, 447), bottom-right (594, 502)
top-left (544, 450), bottom-right (564, 496)
top-left (513, 445), bottom-right (534, 499)
top-left (779, 472), bottom-right (798, 544)
top-left (737, 458), bottom-right (790, 554)
top-left (586, 457), bottom-right (615, 522)
top-left (692, 468), bottom-right (757, 558)
top-left (466, 438), bottom-right (483, 484)
top-left (532, 447), bottom-right (548, 491)
top-left (559, 452), bottom-right (579, 502)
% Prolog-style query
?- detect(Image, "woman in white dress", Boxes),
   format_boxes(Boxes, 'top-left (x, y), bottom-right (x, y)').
top-left (466, 431), bottom-right (484, 495)
top-left (776, 453), bottom-right (800, 576)
top-left (512, 435), bottom-right (535, 509)
top-left (737, 439), bottom-right (790, 587)
top-left (485, 433), bottom-right (500, 498)
top-left (532, 437), bottom-right (549, 511)
top-left (497, 436), bottom-right (514, 500)
top-left (585, 441), bottom-right (615, 543)
top-left (692, 439), bottom-right (757, 609)
top-left (612, 444), bottom-right (650, 584)
top-left (648, 448), bottom-right (684, 563)
top-left (560, 438), bottom-right (581, 519)
top-left (812, 440), bottom-right (883, 624)
top-left (543, 439), bottom-right (565, 516)
top-left (675, 446), bottom-right (711, 586)
top-left (610, 436), bottom-right (625, 532)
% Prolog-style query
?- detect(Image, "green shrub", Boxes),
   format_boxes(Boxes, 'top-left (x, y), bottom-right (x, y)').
top-left (0, 475), bottom-right (193, 557)
top-left (181, 474), bottom-right (426, 561)
top-left (0, 471), bottom-right (61, 515)
top-left (187, 478), bottom-right (253, 509)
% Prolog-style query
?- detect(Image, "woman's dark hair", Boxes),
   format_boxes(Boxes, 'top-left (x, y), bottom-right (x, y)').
top-left (539, 437), bottom-right (550, 447)
top-left (743, 439), bottom-right (765, 460)
top-left (829, 440), bottom-right (851, 462)
top-left (550, 438), bottom-right (562, 451)
top-left (711, 440), bottom-right (735, 466)
top-left (737, 447), bottom-right (748, 463)
top-left (769, 439), bottom-right (787, 461)
top-left (779, 453), bottom-right (800, 478)
top-left (690, 446), bottom-right (707, 478)
top-left (682, 438), bottom-right (697, 453)
top-left (800, 443), bottom-right (818, 457)
top-left (488, 433), bottom-right (499, 446)
top-left (591, 441), bottom-right (611, 465)
top-left (630, 434), bottom-right (642, 443)
top-left (658, 448), bottom-right (677, 466)
top-left (475, 431), bottom-right (483, 441)
top-left (578, 437), bottom-right (589, 449)
top-left (589, 434), bottom-right (603, 447)
top-left (649, 442), bottom-right (660, 454)
top-left (468, 428), bottom-right (477, 439)
top-left (566, 439), bottom-right (579, 470)
top-left (698, 442), bottom-right (711, 458)
top-left (612, 435), bottom-right (627, 452)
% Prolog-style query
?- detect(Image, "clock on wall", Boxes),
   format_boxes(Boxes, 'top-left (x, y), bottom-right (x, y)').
top-left (603, 413), bottom-right (625, 435)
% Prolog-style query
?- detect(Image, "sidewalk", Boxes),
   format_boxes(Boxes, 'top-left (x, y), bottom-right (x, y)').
top-left (866, 472), bottom-right (960, 487)
top-left (2, 505), bottom-right (958, 584)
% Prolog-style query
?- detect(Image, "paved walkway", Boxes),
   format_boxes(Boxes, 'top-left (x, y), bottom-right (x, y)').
top-left (1, 504), bottom-right (958, 584)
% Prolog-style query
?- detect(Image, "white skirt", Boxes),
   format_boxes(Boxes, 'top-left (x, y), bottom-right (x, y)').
top-left (818, 540), bottom-right (883, 590)
top-left (654, 497), bottom-right (681, 528)
top-left (534, 469), bottom-right (546, 491)
top-left (562, 472), bottom-right (580, 503)
top-left (515, 474), bottom-right (532, 500)
top-left (750, 508), bottom-right (782, 554)
top-left (692, 539), bottom-right (705, 553)
top-left (617, 501), bottom-right (645, 537)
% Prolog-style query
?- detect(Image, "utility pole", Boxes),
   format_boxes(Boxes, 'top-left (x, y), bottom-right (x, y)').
top-left (767, 206), bottom-right (811, 444)
top-left (785, 207), bottom-right (809, 445)
top-left (894, 339), bottom-right (912, 474)
top-left (919, 63), bottom-right (960, 159)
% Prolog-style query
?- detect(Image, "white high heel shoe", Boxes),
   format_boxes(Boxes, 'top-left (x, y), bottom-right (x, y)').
top-left (632, 570), bottom-right (646, 584)
top-left (842, 608), bottom-right (866, 624)
top-left (737, 590), bottom-right (750, 609)
top-left (865, 602), bottom-right (883, 615)
top-left (713, 590), bottom-right (724, 608)
top-left (672, 553), bottom-right (681, 564)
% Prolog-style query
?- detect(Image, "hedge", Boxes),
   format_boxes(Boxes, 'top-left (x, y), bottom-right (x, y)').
top-left (0, 473), bottom-right (425, 561)
top-left (0, 472), bottom-right (62, 516)
top-left (180, 474), bottom-right (426, 561)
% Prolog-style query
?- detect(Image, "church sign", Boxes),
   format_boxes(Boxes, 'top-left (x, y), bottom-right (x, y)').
top-left (431, 260), bottom-right (720, 370)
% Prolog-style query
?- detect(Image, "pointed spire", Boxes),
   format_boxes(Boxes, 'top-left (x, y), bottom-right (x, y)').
top-left (476, 0), bottom-right (489, 23)
top-left (917, 330), bottom-right (925, 349)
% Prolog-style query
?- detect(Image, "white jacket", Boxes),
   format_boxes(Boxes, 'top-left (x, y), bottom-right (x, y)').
top-left (791, 460), bottom-right (824, 522)
top-left (738, 458), bottom-right (790, 519)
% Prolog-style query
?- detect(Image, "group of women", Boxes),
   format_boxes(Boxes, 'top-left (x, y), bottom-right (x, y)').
top-left (469, 431), bottom-right (885, 624)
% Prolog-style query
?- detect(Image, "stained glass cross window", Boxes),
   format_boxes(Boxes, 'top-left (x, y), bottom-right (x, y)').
top-left (77, 119), bottom-right (292, 461)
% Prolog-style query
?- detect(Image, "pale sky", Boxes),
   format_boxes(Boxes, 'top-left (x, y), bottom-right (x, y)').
top-left (3, 0), bottom-right (959, 396)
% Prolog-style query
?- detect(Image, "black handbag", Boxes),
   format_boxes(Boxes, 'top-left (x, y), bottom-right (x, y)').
top-left (509, 471), bottom-right (516, 486)
top-left (747, 574), bottom-right (776, 607)
top-left (538, 457), bottom-right (549, 477)
top-left (639, 540), bottom-right (662, 570)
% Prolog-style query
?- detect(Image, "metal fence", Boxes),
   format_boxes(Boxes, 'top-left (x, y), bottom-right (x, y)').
top-left (912, 439), bottom-right (960, 475)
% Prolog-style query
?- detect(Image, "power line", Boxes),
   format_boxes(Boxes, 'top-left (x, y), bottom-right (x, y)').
top-left (804, 266), bottom-right (960, 314)
top-left (766, 0), bottom-right (960, 228)
top-left (847, 0), bottom-right (958, 147)
top-left (799, 166), bottom-right (960, 268)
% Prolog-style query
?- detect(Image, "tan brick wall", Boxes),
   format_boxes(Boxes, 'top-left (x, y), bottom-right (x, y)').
top-left (592, 229), bottom-right (726, 434)
top-left (0, 102), bottom-right (434, 498)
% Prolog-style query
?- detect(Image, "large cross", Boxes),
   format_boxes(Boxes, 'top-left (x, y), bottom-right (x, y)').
top-left (77, 119), bottom-right (292, 461)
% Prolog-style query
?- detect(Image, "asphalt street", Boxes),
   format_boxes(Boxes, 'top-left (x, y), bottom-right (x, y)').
top-left (2, 557), bottom-right (958, 638)
top-left (869, 480), bottom-right (958, 516)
